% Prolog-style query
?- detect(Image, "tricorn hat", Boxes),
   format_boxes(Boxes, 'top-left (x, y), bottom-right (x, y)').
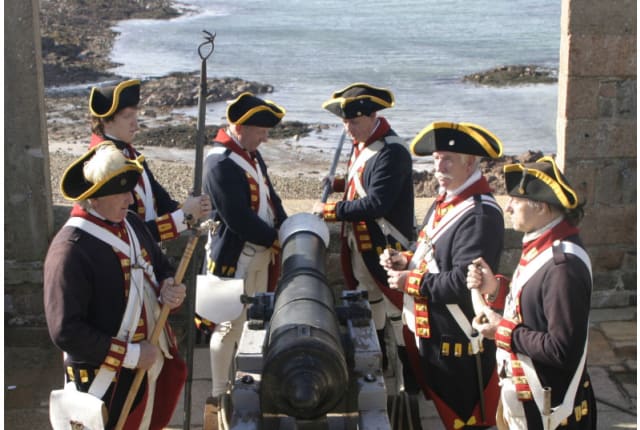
top-left (89, 79), bottom-right (141, 118)
top-left (60, 142), bottom-right (143, 201)
top-left (322, 82), bottom-right (394, 119)
top-left (504, 155), bottom-right (579, 209)
top-left (410, 122), bottom-right (503, 158)
top-left (226, 92), bottom-right (286, 127)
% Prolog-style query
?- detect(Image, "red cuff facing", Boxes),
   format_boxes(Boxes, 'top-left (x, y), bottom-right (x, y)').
top-left (103, 338), bottom-right (127, 372)
top-left (401, 251), bottom-right (414, 262)
top-left (495, 318), bottom-right (518, 352)
top-left (404, 269), bottom-right (425, 296)
top-left (323, 202), bottom-right (338, 221)
top-left (486, 274), bottom-right (509, 311)
top-left (157, 213), bottom-right (180, 241)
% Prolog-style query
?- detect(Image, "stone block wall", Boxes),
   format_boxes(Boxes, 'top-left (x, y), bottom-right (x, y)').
top-left (557, 0), bottom-right (637, 307)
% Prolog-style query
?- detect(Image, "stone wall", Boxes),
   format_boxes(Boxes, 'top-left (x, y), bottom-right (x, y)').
top-left (557, 0), bottom-right (637, 307)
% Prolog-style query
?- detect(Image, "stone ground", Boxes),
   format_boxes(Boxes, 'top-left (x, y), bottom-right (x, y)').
top-left (5, 199), bottom-right (636, 429)
top-left (6, 301), bottom-right (634, 430)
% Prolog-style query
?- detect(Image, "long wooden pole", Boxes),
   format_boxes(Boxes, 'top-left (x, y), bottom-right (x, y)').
top-left (183, 30), bottom-right (215, 430)
top-left (114, 235), bottom-right (200, 430)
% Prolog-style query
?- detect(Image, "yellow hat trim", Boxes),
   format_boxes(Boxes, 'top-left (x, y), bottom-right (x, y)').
top-left (323, 82), bottom-right (395, 111)
top-left (409, 122), bottom-right (437, 155)
top-left (227, 92), bottom-right (286, 125)
top-left (459, 122), bottom-right (503, 158)
top-left (233, 104), bottom-right (286, 125)
top-left (60, 143), bottom-right (144, 201)
top-left (409, 122), bottom-right (502, 158)
top-left (504, 156), bottom-right (578, 209)
top-left (89, 79), bottom-right (141, 118)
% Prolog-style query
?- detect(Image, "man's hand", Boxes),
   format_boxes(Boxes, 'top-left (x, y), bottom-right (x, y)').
top-left (182, 194), bottom-right (212, 221)
top-left (471, 307), bottom-right (502, 340)
top-left (466, 257), bottom-right (499, 297)
top-left (321, 175), bottom-right (335, 192)
top-left (137, 340), bottom-right (161, 370)
top-left (312, 201), bottom-right (325, 216)
top-left (379, 248), bottom-right (408, 272)
top-left (160, 277), bottom-right (186, 310)
top-left (386, 269), bottom-right (408, 291)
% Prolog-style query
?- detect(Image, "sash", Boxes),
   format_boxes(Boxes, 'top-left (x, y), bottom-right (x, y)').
top-left (134, 169), bottom-right (157, 221)
top-left (498, 241), bottom-right (592, 429)
top-left (64, 217), bottom-right (170, 399)
top-left (207, 146), bottom-right (274, 227)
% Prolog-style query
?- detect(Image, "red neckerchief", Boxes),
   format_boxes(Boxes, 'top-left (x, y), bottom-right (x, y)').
top-left (520, 220), bottom-right (579, 265)
top-left (214, 129), bottom-right (277, 215)
top-left (89, 134), bottom-right (137, 158)
top-left (89, 133), bottom-right (105, 149)
top-left (346, 117), bottom-right (392, 198)
top-left (433, 176), bottom-right (492, 226)
top-left (214, 128), bottom-right (256, 168)
top-left (347, 116), bottom-right (390, 148)
top-left (70, 204), bottom-right (128, 240)
top-left (348, 116), bottom-right (392, 157)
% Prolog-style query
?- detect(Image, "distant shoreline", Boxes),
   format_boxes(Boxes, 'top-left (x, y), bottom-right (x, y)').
top-left (41, 0), bottom-right (554, 201)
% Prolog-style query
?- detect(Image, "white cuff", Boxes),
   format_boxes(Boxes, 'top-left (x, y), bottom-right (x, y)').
top-left (172, 209), bottom-right (188, 233)
top-left (123, 343), bottom-right (141, 369)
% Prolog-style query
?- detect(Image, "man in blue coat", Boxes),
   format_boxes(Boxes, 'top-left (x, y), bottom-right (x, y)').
top-left (201, 92), bottom-right (287, 429)
top-left (382, 122), bottom-right (505, 429)
top-left (313, 82), bottom-right (416, 381)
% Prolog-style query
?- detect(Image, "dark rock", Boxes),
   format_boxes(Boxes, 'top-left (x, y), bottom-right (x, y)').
top-left (463, 65), bottom-right (557, 86)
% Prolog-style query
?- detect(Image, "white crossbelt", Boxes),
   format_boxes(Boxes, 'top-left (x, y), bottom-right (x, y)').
top-left (499, 240), bottom-right (592, 430)
top-left (64, 216), bottom-right (170, 399)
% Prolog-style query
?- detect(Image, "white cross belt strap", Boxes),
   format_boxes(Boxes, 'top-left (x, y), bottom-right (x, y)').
top-left (64, 217), bottom-right (169, 399)
top-left (502, 240), bottom-right (592, 430)
top-left (135, 169), bottom-right (157, 221)
top-left (207, 146), bottom-right (274, 226)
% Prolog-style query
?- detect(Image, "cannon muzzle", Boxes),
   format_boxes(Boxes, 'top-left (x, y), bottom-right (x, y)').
top-left (261, 213), bottom-right (349, 419)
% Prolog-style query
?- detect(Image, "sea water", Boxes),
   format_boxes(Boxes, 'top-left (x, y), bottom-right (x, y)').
top-left (110, 0), bottom-right (561, 161)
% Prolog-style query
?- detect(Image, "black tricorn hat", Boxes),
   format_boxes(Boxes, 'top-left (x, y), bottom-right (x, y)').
top-left (410, 122), bottom-right (503, 158)
top-left (226, 92), bottom-right (286, 127)
top-left (60, 142), bottom-right (143, 201)
top-left (89, 79), bottom-right (141, 118)
top-left (322, 82), bottom-right (394, 119)
top-left (504, 156), bottom-right (579, 209)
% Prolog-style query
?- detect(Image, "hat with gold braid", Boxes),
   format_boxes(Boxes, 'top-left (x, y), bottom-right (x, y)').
top-left (227, 92), bottom-right (286, 127)
top-left (60, 141), bottom-right (143, 201)
top-left (322, 82), bottom-right (394, 119)
top-left (504, 156), bottom-right (579, 209)
top-left (410, 121), bottom-right (503, 158)
top-left (89, 79), bottom-right (141, 118)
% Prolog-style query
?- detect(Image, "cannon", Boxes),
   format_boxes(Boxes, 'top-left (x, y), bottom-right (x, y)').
top-left (219, 213), bottom-right (390, 430)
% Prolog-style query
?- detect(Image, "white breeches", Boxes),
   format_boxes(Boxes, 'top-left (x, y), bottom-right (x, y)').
top-left (348, 232), bottom-right (404, 346)
top-left (209, 245), bottom-right (271, 397)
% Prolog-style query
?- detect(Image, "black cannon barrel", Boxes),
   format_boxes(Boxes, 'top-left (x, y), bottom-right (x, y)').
top-left (261, 213), bottom-right (349, 420)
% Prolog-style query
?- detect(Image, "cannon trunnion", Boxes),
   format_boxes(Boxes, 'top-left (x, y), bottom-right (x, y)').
top-left (224, 213), bottom-right (390, 429)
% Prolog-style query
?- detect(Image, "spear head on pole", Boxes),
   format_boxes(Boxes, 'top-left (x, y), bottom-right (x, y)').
top-left (192, 30), bottom-right (216, 199)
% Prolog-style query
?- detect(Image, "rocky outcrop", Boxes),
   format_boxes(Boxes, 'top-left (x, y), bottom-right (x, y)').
top-left (463, 65), bottom-right (557, 86)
